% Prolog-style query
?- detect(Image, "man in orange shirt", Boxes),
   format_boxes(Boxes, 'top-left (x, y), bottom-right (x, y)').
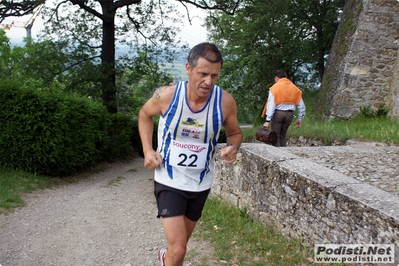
top-left (262, 70), bottom-right (306, 147)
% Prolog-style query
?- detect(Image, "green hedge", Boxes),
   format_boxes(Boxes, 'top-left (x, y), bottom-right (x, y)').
top-left (102, 113), bottom-right (134, 160)
top-left (0, 80), bottom-right (132, 176)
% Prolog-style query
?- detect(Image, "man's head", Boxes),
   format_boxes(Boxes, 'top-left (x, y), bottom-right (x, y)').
top-left (274, 70), bottom-right (287, 79)
top-left (187, 42), bottom-right (223, 68)
top-left (273, 70), bottom-right (287, 83)
top-left (185, 43), bottom-right (223, 99)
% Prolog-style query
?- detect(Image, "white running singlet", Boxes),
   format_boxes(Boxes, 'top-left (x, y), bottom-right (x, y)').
top-left (154, 81), bottom-right (224, 192)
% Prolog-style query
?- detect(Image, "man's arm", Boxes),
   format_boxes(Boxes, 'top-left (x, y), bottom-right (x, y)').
top-left (294, 98), bottom-right (306, 129)
top-left (263, 91), bottom-right (275, 129)
top-left (297, 98), bottom-right (306, 120)
top-left (138, 86), bottom-right (174, 170)
top-left (220, 90), bottom-right (243, 164)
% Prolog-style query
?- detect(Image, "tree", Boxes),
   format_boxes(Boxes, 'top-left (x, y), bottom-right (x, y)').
top-left (0, 29), bottom-right (69, 85)
top-left (289, 0), bottom-right (345, 81)
top-left (204, 0), bottom-right (344, 123)
top-left (41, 0), bottom-right (173, 114)
top-left (1, 0), bottom-right (243, 114)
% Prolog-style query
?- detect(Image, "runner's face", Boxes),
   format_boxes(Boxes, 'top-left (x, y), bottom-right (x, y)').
top-left (186, 57), bottom-right (221, 98)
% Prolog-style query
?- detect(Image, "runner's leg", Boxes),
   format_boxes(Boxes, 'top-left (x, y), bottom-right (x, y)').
top-left (162, 216), bottom-right (196, 266)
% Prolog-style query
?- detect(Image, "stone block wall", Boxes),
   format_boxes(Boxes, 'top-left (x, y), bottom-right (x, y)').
top-left (316, 0), bottom-right (399, 119)
top-left (212, 143), bottom-right (399, 263)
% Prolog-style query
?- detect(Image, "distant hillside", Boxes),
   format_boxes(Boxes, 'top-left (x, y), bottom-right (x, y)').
top-left (163, 62), bottom-right (187, 82)
top-left (116, 45), bottom-right (188, 81)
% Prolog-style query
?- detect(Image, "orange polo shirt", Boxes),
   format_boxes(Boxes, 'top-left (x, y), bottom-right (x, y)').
top-left (261, 78), bottom-right (302, 118)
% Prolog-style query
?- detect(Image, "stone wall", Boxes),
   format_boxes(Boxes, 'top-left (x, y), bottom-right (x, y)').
top-left (212, 143), bottom-right (399, 263)
top-left (316, 0), bottom-right (399, 119)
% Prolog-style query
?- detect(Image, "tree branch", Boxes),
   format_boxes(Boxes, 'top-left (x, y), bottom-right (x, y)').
top-left (175, 0), bottom-right (243, 16)
top-left (68, 0), bottom-right (107, 21)
top-left (125, 5), bottom-right (157, 46)
top-left (0, 0), bottom-right (45, 23)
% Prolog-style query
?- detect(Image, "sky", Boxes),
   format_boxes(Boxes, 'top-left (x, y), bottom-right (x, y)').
top-left (2, 2), bottom-right (209, 47)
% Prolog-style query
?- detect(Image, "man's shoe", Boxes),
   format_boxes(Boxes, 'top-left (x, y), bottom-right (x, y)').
top-left (158, 247), bottom-right (167, 266)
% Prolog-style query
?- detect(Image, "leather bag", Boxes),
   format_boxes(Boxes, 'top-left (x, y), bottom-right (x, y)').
top-left (255, 128), bottom-right (277, 145)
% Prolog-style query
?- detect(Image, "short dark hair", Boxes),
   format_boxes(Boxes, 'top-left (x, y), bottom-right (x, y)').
top-left (274, 70), bottom-right (287, 79)
top-left (187, 42), bottom-right (223, 68)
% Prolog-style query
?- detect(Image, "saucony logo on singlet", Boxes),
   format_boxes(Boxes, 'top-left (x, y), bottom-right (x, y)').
top-left (172, 142), bottom-right (207, 153)
top-left (181, 117), bottom-right (204, 127)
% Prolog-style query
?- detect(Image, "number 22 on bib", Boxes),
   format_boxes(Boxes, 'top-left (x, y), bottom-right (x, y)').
top-left (169, 140), bottom-right (208, 169)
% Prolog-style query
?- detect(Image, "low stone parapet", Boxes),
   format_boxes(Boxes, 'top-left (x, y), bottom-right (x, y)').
top-left (213, 143), bottom-right (399, 263)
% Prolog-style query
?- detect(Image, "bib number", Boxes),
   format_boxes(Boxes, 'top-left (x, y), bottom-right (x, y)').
top-left (169, 140), bottom-right (208, 169)
top-left (177, 153), bottom-right (198, 167)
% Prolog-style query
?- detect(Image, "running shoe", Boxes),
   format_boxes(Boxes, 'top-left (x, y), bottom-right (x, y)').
top-left (158, 247), bottom-right (167, 266)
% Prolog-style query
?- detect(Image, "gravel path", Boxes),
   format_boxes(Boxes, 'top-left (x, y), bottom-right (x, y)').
top-left (0, 157), bottom-right (218, 266)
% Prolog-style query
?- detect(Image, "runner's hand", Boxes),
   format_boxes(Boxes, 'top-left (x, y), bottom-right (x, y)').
top-left (143, 150), bottom-right (162, 170)
top-left (220, 144), bottom-right (237, 164)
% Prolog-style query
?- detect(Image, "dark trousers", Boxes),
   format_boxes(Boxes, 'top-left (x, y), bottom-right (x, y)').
top-left (271, 110), bottom-right (294, 147)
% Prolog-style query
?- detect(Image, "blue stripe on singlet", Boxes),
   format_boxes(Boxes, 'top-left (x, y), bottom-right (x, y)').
top-left (211, 86), bottom-right (223, 159)
top-left (161, 82), bottom-right (184, 179)
top-left (198, 86), bottom-right (223, 183)
top-left (199, 91), bottom-right (212, 183)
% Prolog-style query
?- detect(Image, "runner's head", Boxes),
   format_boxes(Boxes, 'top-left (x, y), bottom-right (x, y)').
top-left (187, 42), bottom-right (223, 69)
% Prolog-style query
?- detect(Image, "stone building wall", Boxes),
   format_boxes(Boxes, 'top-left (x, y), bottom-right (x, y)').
top-left (316, 0), bottom-right (399, 119)
top-left (212, 143), bottom-right (399, 264)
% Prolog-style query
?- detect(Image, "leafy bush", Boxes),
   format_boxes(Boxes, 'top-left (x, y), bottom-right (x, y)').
top-left (359, 105), bottom-right (389, 118)
top-left (101, 113), bottom-right (133, 161)
top-left (0, 80), bottom-right (109, 176)
top-left (253, 110), bottom-right (266, 127)
top-left (129, 118), bottom-right (158, 158)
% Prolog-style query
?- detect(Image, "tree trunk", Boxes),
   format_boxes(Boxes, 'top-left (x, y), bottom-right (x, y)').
top-left (100, 6), bottom-right (117, 114)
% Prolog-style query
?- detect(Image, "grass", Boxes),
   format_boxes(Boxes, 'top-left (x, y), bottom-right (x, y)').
top-left (194, 93), bottom-right (398, 265)
top-left (286, 115), bottom-right (399, 144)
top-left (193, 197), bottom-right (321, 266)
top-left (105, 176), bottom-right (125, 187)
top-left (0, 166), bottom-right (50, 212)
top-left (245, 115), bottom-right (399, 145)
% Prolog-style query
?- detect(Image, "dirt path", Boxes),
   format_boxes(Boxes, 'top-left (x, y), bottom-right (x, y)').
top-left (0, 157), bottom-right (217, 266)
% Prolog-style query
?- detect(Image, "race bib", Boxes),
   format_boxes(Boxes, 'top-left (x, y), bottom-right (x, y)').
top-left (169, 140), bottom-right (208, 169)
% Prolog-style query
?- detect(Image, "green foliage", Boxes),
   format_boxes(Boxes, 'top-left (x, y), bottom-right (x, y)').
top-left (0, 32), bottom-right (69, 87)
top-left (130, 118), bottom-right (157, 158)
top-left (36, 0), bottom-right (187, 113)
top-left (253, 109), bottom-right (266, 127)
top-left (117, 46), bottom-right (175, 115)
top-left (0, 31), bottom-right (163, 174)
top-left (359, 105), bottom-right (389, 119)
top-left (206, 0), bottom-right (345, 124)
top-left (101, 113), bottom-right (134, 161)
top-left (1, 29), bottom-right (176, 120)
top-left (0, 81), bottom-right (110, 176)
top-left (0, 29), bottom-right (12, 77)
